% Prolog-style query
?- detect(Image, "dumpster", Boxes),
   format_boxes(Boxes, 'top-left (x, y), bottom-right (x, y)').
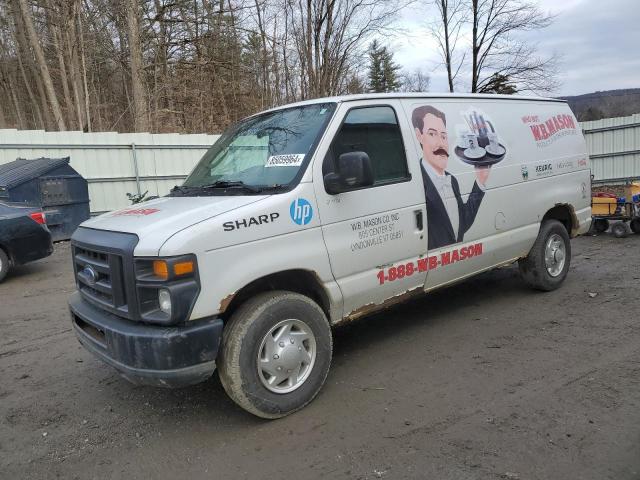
top-left (0, 157), bottom-right (90, 241)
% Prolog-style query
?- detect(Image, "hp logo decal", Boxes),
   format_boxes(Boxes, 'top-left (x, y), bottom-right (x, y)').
top-left (290, 198), bottom-right (313, 226)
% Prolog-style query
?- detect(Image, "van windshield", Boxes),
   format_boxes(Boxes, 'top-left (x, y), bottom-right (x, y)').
top-left (176, 103), bottom-right (336, 195)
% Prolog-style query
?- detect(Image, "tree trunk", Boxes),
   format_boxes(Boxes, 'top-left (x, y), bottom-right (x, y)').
top-left (11, 0), bottom-right (49, 129)
top-left (17, 0), bottom-right (67, 130)
top-left (0, 95), bottom-right (7, 128)
top-left (471, 0), bottom-right (478, 93)
top-left (125, 0), bottom-right (149, 131)
top-left (3, 69), bottom-right (26, 128)
top-left (16, 47), bottom-right (45, 129)
top-left (66, 1), bottom-right (85, 130)
top-left (78, 10), bottom-right (92, 131)
top-left (441, 0), bottom-right (454, 92)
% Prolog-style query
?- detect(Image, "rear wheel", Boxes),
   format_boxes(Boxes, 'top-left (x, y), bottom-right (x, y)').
top-left (0, 248), bottom-right (10, 283)
top-left (630, 218), bottom-right (640, 234)
top-left (611, 222), bottom-right (628, 238)
top-left (519, 220), bottom-right (571, 291)
top-left (593, 218), bottom-right (609, 233)
top-left (218, 291), bottom-right (332, 419)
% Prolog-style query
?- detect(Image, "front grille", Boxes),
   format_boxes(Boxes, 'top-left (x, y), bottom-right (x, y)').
top-left (73, 245), bottom-right (127, 312)
top-left (71, 228), bottom-right (139, 320)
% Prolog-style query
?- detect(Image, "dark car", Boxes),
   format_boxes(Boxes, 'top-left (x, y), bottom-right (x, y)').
top-left (0, 201), bottom-right (53, 282)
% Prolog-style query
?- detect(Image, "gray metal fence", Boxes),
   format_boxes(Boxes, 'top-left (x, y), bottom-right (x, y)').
top-left (0, 130), bottom-right (219, 214)
top-left (581, 113), bottom-right (640, 184)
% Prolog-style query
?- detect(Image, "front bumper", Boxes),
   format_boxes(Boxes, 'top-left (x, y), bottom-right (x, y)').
top-left (69, 292), bottom-right (223, 387)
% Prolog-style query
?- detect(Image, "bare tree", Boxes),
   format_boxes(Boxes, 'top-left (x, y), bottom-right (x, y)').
top-left (16, 0), bottom-right (67, 130)
top-left (0, 0), bottom-right (413, 132)
top-left (429, 0), bottom-right (466, 92)
top-left (124, 0), bottom-right (149, 131)
top-left (286, 0), bottom-right (404, 98)
top-left (470, 0), bottom-right (558, 93)
top-left (400, 67), bottom-right (430, 92)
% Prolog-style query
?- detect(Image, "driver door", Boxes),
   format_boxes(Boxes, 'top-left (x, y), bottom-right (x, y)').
top-left (314, 101), bottom-right (429, 318)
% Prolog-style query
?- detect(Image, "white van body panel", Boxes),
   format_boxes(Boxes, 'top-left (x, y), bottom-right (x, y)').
top-left (82, 195), bottom-right (268, 256)
top-left (159, 182), bottom-right (344, 322)
top-left (76, 94), bottom-right (591, 325)
top-left (397, 98), bottom-right (590, 291)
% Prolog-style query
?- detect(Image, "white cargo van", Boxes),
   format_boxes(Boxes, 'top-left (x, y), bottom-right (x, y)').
top-left (69, 93), bottom-right (591, 418)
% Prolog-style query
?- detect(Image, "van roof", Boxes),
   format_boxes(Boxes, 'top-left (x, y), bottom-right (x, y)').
top-left (263, 92), bottom-right (565, 114)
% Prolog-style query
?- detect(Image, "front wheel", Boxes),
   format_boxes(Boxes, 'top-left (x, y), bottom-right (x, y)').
top-left (519, 220), bottom-right (571, 291)
top-left (218, 291), bottom-right (332, 419)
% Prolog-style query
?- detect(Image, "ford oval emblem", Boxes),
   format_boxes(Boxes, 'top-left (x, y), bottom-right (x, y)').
top-left (83, 266), bottom-right (99, 286)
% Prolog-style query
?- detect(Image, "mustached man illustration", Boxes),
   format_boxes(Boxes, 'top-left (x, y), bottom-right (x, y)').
top-left (412, 105), bottom-right (491, 250)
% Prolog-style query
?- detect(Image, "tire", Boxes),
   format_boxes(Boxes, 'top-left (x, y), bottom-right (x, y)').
top-left (0, 248), bottom-right (10, 283)
top-left (630, 218), bottom-right (640, 234)
top-left (611, 222), bottom-right (628, 238)
top-left (519, 220), bottom-right (571, 291)
top-left (218, 291), bottom-right (332, 419)
top-left (593, 218), bottom-right (609, 233)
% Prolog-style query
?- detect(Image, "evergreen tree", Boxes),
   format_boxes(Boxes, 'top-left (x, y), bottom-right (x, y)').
top-left (368, 40), bottom-right (384, 92)
top-left (382, 53), bottom-right (402, 92)
top-left (479, 73), bottom-right (517, 94)
top-left (367, 41), bottom-right (402, 93)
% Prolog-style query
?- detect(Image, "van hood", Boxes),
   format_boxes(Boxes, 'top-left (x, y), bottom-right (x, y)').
top-left (82, 195), bottom-right (268, 240)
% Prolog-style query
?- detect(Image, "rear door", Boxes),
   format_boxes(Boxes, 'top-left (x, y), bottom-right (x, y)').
top-left (313, 101), bottom-right (428, 318)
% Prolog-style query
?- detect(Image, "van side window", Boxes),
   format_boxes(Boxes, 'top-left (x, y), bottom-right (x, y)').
top-left (324, 106), bottom-right (410, 188)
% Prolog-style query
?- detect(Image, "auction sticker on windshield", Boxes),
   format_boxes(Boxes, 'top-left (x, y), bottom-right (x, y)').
top-left (265, 154), bottom-right (305, 167)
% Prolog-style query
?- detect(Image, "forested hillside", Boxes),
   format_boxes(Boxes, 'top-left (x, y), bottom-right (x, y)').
top-left (561, 89), bottom-right (640, 121)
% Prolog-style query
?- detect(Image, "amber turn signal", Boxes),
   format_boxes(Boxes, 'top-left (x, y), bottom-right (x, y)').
top-left (153, 260), bottom-right (169, 280)
top-left (173, 261), bottom-right (194, 276)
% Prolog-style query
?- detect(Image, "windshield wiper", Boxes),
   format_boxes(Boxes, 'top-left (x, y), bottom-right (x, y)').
top-left (199, 180), bottom-right (263, 193)
top-left (169, 181), bottom-right (289, 197)
top-left (196, 180), bottom-right (262, 193)
top-left (170, 181), bottom-right (263, 195)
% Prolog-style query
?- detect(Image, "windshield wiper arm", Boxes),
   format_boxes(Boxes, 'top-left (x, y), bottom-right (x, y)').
top-left (198, 180), bottom-right (263, 193)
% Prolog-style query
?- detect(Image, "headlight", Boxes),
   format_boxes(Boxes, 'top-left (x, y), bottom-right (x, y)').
top-left (158, 288), bottom-right (172, 315)
top-left (134, 255), bottom-right (200, 325)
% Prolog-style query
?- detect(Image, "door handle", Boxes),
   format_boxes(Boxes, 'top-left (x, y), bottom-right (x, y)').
top-left (415, 210), bottom-right (423, 231)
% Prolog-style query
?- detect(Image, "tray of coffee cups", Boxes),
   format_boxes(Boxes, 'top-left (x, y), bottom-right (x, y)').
top-left (455, 128), bottom-right (506, 166)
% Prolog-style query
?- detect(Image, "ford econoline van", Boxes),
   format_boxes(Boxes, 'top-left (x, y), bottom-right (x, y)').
top-left (69, 94), bottom-right (591, 418)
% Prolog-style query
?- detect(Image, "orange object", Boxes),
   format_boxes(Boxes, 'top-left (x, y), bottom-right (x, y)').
top-left (173, 261), bottom-right (194, 276)
top-left (153, 260), bottom-right (169, 280)
top-left (592, 196), bottom-right (617, 216)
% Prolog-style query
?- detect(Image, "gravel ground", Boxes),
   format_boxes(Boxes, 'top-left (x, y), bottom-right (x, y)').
top-left (1, 233), bottom-right (639, 479)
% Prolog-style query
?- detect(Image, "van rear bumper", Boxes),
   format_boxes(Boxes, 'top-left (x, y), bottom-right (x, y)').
top-left (69, 292), bottom-right (222, 388)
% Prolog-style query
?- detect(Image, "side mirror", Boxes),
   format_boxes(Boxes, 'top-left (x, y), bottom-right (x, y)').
top-left (324, 151), bottom-right (374, 195)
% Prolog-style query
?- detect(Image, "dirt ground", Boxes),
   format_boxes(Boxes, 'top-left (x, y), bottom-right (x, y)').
top-left (1, 233), bottom-right (639, 480)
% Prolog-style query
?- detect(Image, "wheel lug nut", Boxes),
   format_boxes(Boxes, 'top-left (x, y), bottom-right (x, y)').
top-left (279, 341), bottom-right (285, 347)
top-left (290, 339), bottom-right (294, 344)
top-left (273, 354), bottom-right (279, 359)
top-left (298, 346), bottom-right (302, 351)
top-left (277, 366), bottom-right (282, 371)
